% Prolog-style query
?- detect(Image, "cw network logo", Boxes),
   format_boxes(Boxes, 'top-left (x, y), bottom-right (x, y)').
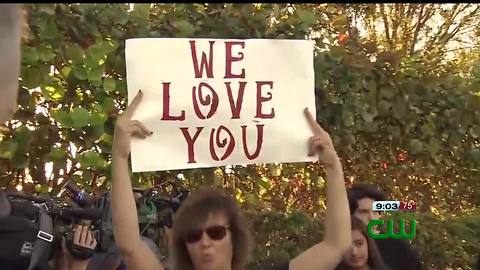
top-left (367, 218), bottom-right (416, 240)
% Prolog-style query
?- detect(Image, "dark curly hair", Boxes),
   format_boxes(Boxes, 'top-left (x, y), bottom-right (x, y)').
top-left (347, 183), bottom-right (388, 214)
top-left (170, 188), bottom-right (252, 270)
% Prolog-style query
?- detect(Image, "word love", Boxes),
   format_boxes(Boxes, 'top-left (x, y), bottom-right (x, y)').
top-left (160, 81), bottom-right (275, 120)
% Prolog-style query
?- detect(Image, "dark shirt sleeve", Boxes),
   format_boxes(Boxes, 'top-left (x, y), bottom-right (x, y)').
top-left (375, 238), bottom-right (422, 270)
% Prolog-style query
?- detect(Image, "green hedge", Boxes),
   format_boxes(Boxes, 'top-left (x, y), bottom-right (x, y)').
top-left (245, 210), bottom-right (480, 270)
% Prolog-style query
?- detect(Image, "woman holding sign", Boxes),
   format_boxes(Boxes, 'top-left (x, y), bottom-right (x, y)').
top-left (110, 90), bottom-right (351, 270)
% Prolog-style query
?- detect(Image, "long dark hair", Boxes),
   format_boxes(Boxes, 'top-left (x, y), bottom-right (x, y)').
top-left (336, 215), bottom-right (391, 270)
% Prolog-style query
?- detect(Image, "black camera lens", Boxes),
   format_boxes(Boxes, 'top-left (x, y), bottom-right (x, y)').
top-left (61, 181), bottom-right (94, 208)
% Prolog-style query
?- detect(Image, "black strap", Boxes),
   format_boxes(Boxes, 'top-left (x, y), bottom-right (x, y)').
top-left (27, 203), bottom-right (53, 270)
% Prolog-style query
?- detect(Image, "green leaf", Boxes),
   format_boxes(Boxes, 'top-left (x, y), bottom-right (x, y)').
top-left (175, 20), bottom-right (195, 37)
top-left (103, 78), bottom-right (116, 93)
top-left (100, 133), bottom-right (113, 144)
top-left (91, 78), bottom-right (103, 87)
top-left (329, 46), bottom-right (345, 58)
top-left (409, 139), bottom-right (424, 154)
top-left (468, 149), bottom-right (480, 164)
top-left (13, 127), bottom-right (32, 152)
top-left (22, 67), bottom-right (42, 89)
top-left (361, 111), bottom-right (375, 123)
top-left (380, 87), bottom-right (394, 99)
top-left (87, 67), bottom-right (104, 82)
top-left (131, 4), bottom-right (150, 23)
top-left (421, 121), bottom-right (436, 137)
top-left (38, 46), bottom-right (56, 62)
top-left (342, 112), bottom-right (355, 127)
top-left (90, 111), bottom-right (108, 126)
top-left (60, 66), bottom-right (72, 78)
top-left (48, 147), bottom-right (67, 161)
top-left (90, 125), bottom-right (105, 139)
top-left (78, 151), bottom-right (100, 168)
top-left (117, 80), bottom-right (127, 95)
top-left (0, 141), bottom-right (18, 159)
top-left (39, 20), bottom-right (60, 40)
top-left (22, 47), bottom-right (40, 64)
top-left (102, 97), bottom-right (116, 112)
top-left (469, 126), bottom-right (480, 139)
top-left (73, 65), bottom-right (88, 80)
top-left (102, 39), bottom-right (119, 54)
top-left (70, 107), bottom-right (91, 128)
top-left (427, 138), bottom-right (441, 156)
top-left (378, 100), bottom-right (392, 113)
top-left (78, 151), bottom-right (106, 169)
top-left (37, 4), bottom-right (56, 16)
top-left (51, 109), bottom-right (73, 128)
top-left (86, 44), bottom-right (106, 62)
top-left (12, 154), bottom-right (29, 169)
top-left (65, 43), bottom-right (85, 63)
top-left (112, 9), bottom-right (129, 25)
top-left (296, 9), bottom-right (316, 27)
top-left (111, 28), bottom-right (124, 39)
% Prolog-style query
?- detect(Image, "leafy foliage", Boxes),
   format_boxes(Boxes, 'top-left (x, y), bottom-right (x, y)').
top-left (0, 3), bottom-right (479, 268)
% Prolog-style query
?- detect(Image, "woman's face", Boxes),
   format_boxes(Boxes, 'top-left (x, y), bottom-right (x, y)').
top-left (344, 229), bottom-right (369, 268)
top-left (185, 211), bottom-right (233, 270)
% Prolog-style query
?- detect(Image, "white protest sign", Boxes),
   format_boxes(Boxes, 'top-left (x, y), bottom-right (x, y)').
top-left (125, 38), bottom-right (316, 172)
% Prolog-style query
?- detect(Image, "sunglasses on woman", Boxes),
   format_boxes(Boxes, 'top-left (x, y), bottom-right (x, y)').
top-left (184, 225), bottom-right (230, 243)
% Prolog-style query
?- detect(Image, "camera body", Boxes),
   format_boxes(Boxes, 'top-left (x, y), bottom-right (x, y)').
top-left (135, 188), bottom-right (189, 244)
top-left (1, 182), bottom-right (189, 266)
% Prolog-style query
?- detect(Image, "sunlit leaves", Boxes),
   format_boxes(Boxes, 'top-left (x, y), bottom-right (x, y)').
top-left (42, 85), bottom-right (64, 101)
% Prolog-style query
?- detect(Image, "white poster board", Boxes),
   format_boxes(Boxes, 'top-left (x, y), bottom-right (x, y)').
top-left (125, 38), bottom-right (316, 172)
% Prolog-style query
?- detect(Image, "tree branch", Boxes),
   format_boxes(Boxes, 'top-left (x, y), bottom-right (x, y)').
top-left (379, 4), bottom-right (393, 50)
top-left (391, 4), bottom-right (401, 49)
top-left (438, 6), bottom-right (480, 47)
top-left (409, 4), bottom-right (427, 55)
top-left (424, 4), bottom-right (460, 52)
